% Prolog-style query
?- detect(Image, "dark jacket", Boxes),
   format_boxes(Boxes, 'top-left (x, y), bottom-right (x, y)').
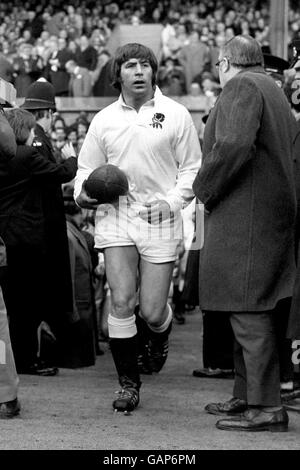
top-left (0, 112), bottom-right (16, 161)
top-left (13, 56), bottom-right (43, 97)
top-left (193, 67), bottom-right (297, 312)
top-left (33, 124), bottom-right (77, 325)
top-left (0, 144), bottom-right (77, 248)
top-left (92, 59), bottom-right (121, 97)
top-left (287, 119), bottom-right (300, 339)
top-left (46, 48), bottom-right (75, 95)
top-left (0, 112), bottom-right (16, 271)
top-left (75, 46), bottom-right (97, 71)
top-left (0, 143), bottom-right (77, 369)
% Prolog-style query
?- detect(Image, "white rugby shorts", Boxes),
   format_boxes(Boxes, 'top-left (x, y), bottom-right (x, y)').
top-left (94, 200), bottom-right (183, 263)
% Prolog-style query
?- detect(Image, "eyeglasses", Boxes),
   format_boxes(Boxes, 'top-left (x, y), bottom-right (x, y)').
top-left (215, 57), bottom-right (227, 68)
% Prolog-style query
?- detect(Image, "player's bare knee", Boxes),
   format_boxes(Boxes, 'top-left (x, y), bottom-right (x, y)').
top-left (140, 304), bottom-right (166, 326)
top-left (112, 293), bottom-right (136, 318)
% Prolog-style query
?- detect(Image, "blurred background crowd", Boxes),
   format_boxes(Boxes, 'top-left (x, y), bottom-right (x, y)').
top-left (0, 0), bottom-right (298, 154)
top-left (0, 0), bottom-right (300, 101)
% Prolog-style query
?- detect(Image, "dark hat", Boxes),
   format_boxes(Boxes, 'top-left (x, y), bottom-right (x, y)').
top-left (263, 54), bottom-right (289, 75)
top-left (21, 78), bottom-right (56, 111)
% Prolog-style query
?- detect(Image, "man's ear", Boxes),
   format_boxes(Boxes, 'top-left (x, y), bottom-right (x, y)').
top-left (223, 57), bottom-right (230, 72)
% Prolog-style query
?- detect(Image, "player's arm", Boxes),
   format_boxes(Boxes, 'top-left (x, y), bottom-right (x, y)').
top-left (165, 110), bottom-right (202, 213)
top-left (74, 117), bottom-right (106, 209)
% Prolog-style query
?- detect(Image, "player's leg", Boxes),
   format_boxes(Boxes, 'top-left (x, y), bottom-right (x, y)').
top-left (104, 245), bottom-right (140, 412)
top-left (139, 260), bottom-right (174, 372)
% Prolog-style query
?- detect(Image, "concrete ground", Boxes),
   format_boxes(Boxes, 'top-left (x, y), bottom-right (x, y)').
top-left (1, 309), bottom-right (300, 450)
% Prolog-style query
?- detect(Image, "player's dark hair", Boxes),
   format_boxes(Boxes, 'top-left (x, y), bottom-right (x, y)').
top-left (111, 43), bottom-right (158, 91)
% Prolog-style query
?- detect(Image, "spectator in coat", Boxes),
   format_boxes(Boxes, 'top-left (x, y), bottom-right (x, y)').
top-left (1, 108), bottom-right (77, 375)
top-left (20, 79), bottom-right (78, 370)
top-left (13, 43), bottom-right (44, 97)
top-left (0, 109), bottom-right (20, 418)
top-left (178, 30), bottom-right (210, 91)
top-left (46, 37), bottom-right (75, 96)
top-left (284, 70), bottom-right (300, 402)
top-left (75, 35), bottom-right (97, 71)
top-left (92, 50), bottom-right (118, 97)
top-left (22, 10), bottom-right (44, 40)
top-left (193, 35), bottom-right (297, 432)
top-left (65, 59), bottom-right (93, 97)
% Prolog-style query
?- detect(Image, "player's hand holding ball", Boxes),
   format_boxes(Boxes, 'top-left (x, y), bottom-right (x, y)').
top-left (79, 164), bottom-right (129, 209)
top-left (76, 180), bottom-right (99, 210)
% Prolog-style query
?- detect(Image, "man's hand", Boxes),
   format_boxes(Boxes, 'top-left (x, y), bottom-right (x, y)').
top-left (76, 180), bottom-right (99, 209)
top-left (61, 141), bottom-right (77, 160)
top-left (139, 200), bottom-right (173, 225)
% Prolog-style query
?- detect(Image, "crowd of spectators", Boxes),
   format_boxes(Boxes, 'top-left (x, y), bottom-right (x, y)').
top-left (50, 111), bottom-right (90, 159)
top-left (0, 0), bottom-right (299, 100)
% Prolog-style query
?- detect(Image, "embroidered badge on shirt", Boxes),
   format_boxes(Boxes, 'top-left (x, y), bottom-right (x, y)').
top-left (150, 113), bottom-right (165, 129)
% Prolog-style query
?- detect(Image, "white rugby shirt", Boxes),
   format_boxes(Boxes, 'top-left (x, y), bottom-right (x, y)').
top-left (74, 87), bottom-right (202, 213)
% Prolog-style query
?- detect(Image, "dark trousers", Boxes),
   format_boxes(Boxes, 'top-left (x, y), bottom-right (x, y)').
top-left (0, 286), bottom-right (19, 402)
top-left (230, 311), bottom-right (281, 406)
top-left (2, 246), bottom-right (46, 371)
top-left (273, 297), bottom-right (294, 383)
top-left (202, 311), bottom-right (234, 370)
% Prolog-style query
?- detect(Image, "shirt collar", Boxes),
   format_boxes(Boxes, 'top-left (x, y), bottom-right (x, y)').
top-left (118, 86), bottom-right (163, 110)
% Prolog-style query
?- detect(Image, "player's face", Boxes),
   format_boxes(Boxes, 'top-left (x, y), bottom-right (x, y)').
top-left (120, 58), bottom-right (153, 100)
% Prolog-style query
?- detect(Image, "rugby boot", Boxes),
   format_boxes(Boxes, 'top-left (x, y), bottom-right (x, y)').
top-left (110, 336), bottom-right (141, 412)
top-left (148, 322), bottom-right (172, 373)
top-left (113, 376), bottom-right (140, 412)
top-left (0, 398), bottom-right (21, 419)
top-left (135, 313), bottom-right (152, 375)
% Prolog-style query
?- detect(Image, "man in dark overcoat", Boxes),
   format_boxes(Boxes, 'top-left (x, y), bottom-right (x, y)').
top-left (21, 79), bottom-right (77, 362)
top-left (283, 68), bottom-right (300, 344)
top-left (193, 35), bottom-right (297, 432)
top-left (0, 109), bottom-right (20, 417)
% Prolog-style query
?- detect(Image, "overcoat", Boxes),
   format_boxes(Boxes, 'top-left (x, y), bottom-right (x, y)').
top-left (0, 112), bottom-right (18, 401)
top-left (0, 144), bottom-right (77, 248)
top-left (0, 143), bottom-right (77, 369)
top-left (46, 48), bottom-right (75, 96)
top-left (287, 119), bottom-right (300, 338)
top-left (193, 66), bottom-right (297, 312)
top-left (34, 125), bottom-right (77, 327)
